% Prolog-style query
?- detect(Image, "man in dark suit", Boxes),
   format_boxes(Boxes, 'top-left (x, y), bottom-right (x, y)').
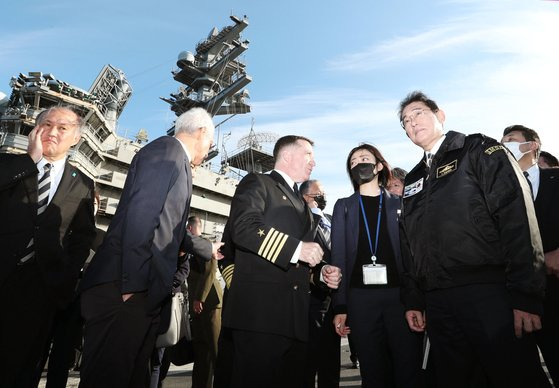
top-left (300, 179), bottom-right (341, 388)
top-left (78, 107), bottom-right (215, 388)
top-left (0, 105), bottom-right (96, 387)
top-left (502, 125), bottom-right (559, 386)
top-left (186, 216), bottom-right (223, 388)
top-left (222, 135), bottom-right (342, 388)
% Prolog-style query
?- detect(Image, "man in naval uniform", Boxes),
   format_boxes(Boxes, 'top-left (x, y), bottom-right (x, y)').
top-left (221, 135), bottom-right (342, 388)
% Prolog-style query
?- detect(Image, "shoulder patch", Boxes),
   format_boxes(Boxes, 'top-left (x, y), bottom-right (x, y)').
top-left (403, 177), bottom-right (424, 198)
top-left (484, 145), bottom-right (505, 155)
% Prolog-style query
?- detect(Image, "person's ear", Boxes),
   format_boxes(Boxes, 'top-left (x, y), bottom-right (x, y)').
top-left (71, 132), bottom-right (81, 147)
top-left (435, 109), bottom-right (446, 125)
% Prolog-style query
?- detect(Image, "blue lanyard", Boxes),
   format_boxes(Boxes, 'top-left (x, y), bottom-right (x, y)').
top-left (358, 189), bottom-right (383, 263)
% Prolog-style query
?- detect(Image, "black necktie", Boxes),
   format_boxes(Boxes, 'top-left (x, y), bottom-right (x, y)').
top-left (523, 171), bottom-right (534, 199)
top-left (293, 183), bottom-right (299, 196)
top-left (19, 163), bottom-right (52, 264)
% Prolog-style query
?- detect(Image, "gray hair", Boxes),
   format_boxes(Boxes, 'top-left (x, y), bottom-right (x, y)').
top-left (36, 105), bottom-right (85, 134)
top-left (174, 107), bottom-right (214, 136)
top-left (299, 179), bottom-right (319, 196)
top-left (391, 167), bottom-right (408, 182)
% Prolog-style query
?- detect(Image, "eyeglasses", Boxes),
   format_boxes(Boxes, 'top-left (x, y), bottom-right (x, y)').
top-left (400, 108), bottom-right (431, 129)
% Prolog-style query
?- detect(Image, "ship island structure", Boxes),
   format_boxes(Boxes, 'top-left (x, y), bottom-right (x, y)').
top-left (0, 15), bottom-right (276, 241)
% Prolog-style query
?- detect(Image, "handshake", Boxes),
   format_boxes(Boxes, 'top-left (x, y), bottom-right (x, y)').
top-left (299, 242), bottom-right (342, 289)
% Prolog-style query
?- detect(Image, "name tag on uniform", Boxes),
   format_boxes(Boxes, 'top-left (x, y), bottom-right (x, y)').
top-left (436, 160), bottom-right (457, 178)
top-left (362, 264), bottom-right (388, 285)
top-left (403, 178), bottom-right (424, 198)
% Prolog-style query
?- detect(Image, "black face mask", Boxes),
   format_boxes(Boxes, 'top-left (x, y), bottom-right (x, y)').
top-left (350, 163), bottom-right (377, 186)
top-left (314, 195), bottom-right (327, 211)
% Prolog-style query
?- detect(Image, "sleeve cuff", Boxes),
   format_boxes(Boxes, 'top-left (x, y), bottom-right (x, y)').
top-left (290, 241), bottom-right (302, 264)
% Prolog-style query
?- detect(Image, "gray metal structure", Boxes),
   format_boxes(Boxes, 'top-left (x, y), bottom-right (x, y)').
top-left (162, 15), bottom-right (252, 137)
top-left (224, 124), bottom-right (277, 174)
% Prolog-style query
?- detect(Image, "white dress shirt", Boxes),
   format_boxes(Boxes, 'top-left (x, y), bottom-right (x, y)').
top-left (524, 163), bottom-right (540, 199)
top-left (272, 169), bottom-right (303, 264)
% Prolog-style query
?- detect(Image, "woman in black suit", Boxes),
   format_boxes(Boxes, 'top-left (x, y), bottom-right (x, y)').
top-left (331, 144), bottom-right (423, 388)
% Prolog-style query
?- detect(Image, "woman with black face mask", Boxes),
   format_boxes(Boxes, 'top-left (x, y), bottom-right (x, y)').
top-left (330, 144), bottom-right (424, 388)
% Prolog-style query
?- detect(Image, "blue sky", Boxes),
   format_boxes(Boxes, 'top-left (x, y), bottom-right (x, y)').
top-left (2, 0), bottom-right (559, 209)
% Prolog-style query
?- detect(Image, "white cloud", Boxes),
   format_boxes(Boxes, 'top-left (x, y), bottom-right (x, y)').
top-left (220, 2), bottom-right (559, 208)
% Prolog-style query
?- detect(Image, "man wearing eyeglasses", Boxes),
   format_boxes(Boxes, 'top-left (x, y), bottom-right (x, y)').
top-left (0, 106), bottom-right (96, 387)
top-left (398, 91), bottom-right (549, 387)
top-left (300, 179), bottom-right (341, 388)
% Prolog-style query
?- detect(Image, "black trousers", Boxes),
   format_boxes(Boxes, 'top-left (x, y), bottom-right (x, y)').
top-left (425, 283), bottom-right (551, 388)
top-left (537, 275), bottom-right (559, 386)
top-left (79, 281), bottom-right (160, 388)
top-left (0, 261), bottom-right (57, 388)
top-left (40, 295), bottom-right (83, 388)
top-left (213, 326), bottom-right (234, 388)
top-left (348, 287), bottom-right (424, 388)
top-left (230, 329), bottom-right (306, 388)
top-left (303, 296), bottom-right (340, 388)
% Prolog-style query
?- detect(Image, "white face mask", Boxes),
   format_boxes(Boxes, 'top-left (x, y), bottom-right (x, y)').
top-left (503, 141), bottom-right (531, 161)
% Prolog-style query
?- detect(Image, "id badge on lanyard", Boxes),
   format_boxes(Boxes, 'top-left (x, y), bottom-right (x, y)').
top-left (363, 262), bottom-right (388, 284)
top-left (359, 193), bottom-right (388, 285)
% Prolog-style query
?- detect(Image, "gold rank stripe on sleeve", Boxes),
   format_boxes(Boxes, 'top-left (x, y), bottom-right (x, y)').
top-left (270, 234), bottom-right (289, 263)
top-left (257, 227), bottom-right (289, 263)
top-left (222, 264), bottom-right (234, 289)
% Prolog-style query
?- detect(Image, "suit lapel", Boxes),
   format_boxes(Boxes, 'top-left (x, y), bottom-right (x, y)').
top-left (49, 161), bottom-right (78, 211)
top-left (348, 193), bottom-right (360, 252)
top-left (270, 171), bottom-right (305, 214)
top-left (269, 170), bottom-right (315, 237)
top-left (384, 191), bottom-right (404, 273)
top-left (22, 173), bottom-right (39, 205)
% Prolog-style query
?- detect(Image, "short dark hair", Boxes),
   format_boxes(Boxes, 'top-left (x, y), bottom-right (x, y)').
top-left (187, 215), bottom-right (201, 228)
top-left (346, 143), bottom-right (392, 191)
top-left (273, 135), bottom-right (314, 160)
top-left (502, 125), bottom-right (540, 143)
top-left (391, 167), bottom-right (408, 182)
top-left (540, 151), bottom-right (559, 168)
top-left (398, 91), bottom-right (439, 124)
top-left (299, 179), bottom-right (319, 196)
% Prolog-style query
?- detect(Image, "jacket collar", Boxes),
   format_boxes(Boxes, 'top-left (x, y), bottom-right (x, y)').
top-left (409, 130), bottom-right (466, 177)
top-left (270, 170), bottom-right (313, 228)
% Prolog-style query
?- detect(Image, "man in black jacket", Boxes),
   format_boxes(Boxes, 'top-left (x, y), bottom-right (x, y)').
top-left (502, 125), bottom-right (559, 386)
top-left (300, 179), bottom-right (341, 388)
top-left (398, 91), bottom-right (549, 388)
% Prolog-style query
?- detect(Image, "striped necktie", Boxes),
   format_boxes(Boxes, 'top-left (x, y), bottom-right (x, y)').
top-left (426, 153), bottom-right (433, 168)
top-left (319, 216), bottom-right (331, 245)
top-left (19, 163), bottom-right (52, 264)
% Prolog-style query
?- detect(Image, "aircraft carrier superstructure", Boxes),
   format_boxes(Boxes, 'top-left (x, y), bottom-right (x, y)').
top-left (0, 15), bottom-right (255, 239)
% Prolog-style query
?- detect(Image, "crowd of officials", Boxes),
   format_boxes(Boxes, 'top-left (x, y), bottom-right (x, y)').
top-left (0, 90), bottom-right (558, 388)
